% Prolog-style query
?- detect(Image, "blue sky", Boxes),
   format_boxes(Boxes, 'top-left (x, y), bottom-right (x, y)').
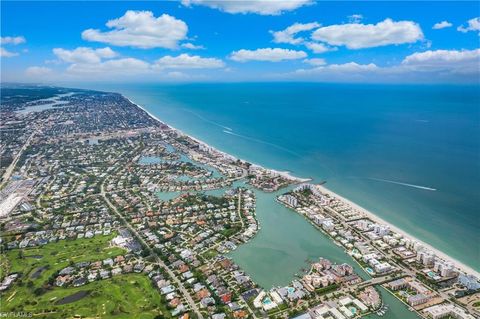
top-left (1, 1), bottom-right (479, 83)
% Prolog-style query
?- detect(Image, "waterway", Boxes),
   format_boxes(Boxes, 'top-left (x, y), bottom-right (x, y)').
top-left (106, 83), bottom-right (479, 271)
top-left (18, 92), bottom-right (74, 113)
top-left (85, 83), bottom-right (460, 318)
top-left (148, 142), bottom-right (420, 318)
top-left (228, 186), bottom-right (419, 319)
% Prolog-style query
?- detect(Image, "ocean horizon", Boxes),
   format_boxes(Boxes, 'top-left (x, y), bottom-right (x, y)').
top-left (88, 82), bottom-right (480, 272)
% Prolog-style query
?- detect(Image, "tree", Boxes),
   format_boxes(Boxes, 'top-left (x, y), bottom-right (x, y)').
top-left (34, 287), bottom-right (46, 296)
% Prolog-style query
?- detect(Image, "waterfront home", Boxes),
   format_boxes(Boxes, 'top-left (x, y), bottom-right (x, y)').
top-left (407, 293), bottom-right (431, 306)
top-left (387, 278), bottom-right (408, 291)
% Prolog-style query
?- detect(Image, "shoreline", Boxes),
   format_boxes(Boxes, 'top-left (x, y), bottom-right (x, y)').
top-left (126, 97), bottom-right (310, 184)
top-left (314, 183), bottom-right (480, 278)
top-left (125, 95), bottom-right (479, 279)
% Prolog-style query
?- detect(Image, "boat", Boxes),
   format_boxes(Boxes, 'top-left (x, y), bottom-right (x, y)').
top-left (375, 304), bottom-right (388, 316)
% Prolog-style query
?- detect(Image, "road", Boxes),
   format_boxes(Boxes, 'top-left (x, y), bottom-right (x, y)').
top-left (356, 274), bottom-right (404, 289)
top-left (237, 188), bottom-right (244, 228)
top-left (0, 130), bottom-right (37, 189)
top-left (100, 178), bottom-right (204, 319)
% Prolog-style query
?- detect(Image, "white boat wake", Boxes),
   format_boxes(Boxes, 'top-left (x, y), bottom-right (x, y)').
top-left (223, 130), bottom-right (301, 157)
top-left (183, 109), bottom-right (232, 131)
top-left (369, 178), bottom-right (437, 191)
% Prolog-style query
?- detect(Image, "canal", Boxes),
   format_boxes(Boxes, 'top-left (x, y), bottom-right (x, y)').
top-left (228, 186), bottom-right (420, 319)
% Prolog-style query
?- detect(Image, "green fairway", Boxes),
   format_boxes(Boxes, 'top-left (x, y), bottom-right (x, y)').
top-left (0, 234), bottom-right (172, 318)
top-left (1, 234), bottom-right (124, 287)
top-left (3, 274), bottom-right (170, 318)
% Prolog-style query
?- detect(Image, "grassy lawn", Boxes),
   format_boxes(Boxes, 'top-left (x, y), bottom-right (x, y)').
top-left (3, 274), bottom-right (170, 319)
top-left (0, 253), bottom-right (9, 280)
top-left (221, 224), bottom-right (242, 238)
top-left (0, 234), bottom-right (171, 318)
top-left (1, 234), bottom-right (124, 289)
top-left (202, 249), bottom-right (218, 260)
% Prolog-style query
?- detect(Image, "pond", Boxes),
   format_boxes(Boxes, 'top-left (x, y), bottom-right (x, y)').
top-left (30, 266), bottom-right (48, 279)
top-left (55, 290), bottom-right (90, 305)
top-left (25, 255), bottom-right (43, 259)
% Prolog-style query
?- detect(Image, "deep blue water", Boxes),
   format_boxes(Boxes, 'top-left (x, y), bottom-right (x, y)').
top-left (94, 83), bottom-right (479, 271)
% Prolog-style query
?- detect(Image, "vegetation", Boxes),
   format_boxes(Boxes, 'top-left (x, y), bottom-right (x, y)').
top-left (3, 274), bottom-right (170, 319)
top-left (0, 235), bottom-right (170, 318)
top-left (202, 249), bottom-right (218, 259)
top-left (2, 234), bottom-right (123, 286)
top-left (315, 283), bottom-right (340, 295)
top-left (221, 224), bottom-right (242, 238)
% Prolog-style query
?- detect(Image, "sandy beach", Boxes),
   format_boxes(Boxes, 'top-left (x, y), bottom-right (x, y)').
top-left (314, 183), bottom-right (480, 278)
top-left (127, 95), bottom-right (479, 279)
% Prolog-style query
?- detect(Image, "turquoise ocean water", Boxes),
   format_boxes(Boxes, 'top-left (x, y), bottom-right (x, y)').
top-left (94, 83), bottom-right (479, 273)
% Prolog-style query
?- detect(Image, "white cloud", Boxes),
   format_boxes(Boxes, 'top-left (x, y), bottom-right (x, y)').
top-left (1, 36), bottom-right (26, 57)
top-left (53, 47), bottom-right (117, 64)
top-left (304, 42), bottom-right (336, 54)
top-left (457, 17), bottom-right (480, 34)
top-left (302, 49), bottom-right (480, 77)
top-left (347, 14), bottom-right (363, 24)
top-left (154, 54), bottom-right (225, 69)
top-left (181, 43), bottom-right (205, 50)
top-left (296, 62), bottom-right (379, 74)
top-left (287, 49), bottom-right (480, 83)
top-left (25, 66), bottom-right (52, 77)
top-left (401, 49), bottom-right (480, 74)
top-left (0, 47), bottom-right (18, 57)
top-left (48, 53), bottom-right (223, 79)
top-left (303, 58), bottom-right (326, 66)
top-left (67, 58), bottom-right (151, 75)
top-left (1, 36), bottom-right (26, 45)
top-left (311, 18), bottom-right (424, 49)
top-left (230, 48), bottom-right (307, 62)
top-left (432, 21), bottom-right (452, 30)
top-left (271, 22), bottom-right (320, 45)
top-left (82, 10), bottom-right (188, 49)
top-left (289, 62), bottom-right (381, 82)
top-left (181, 0), bottom-right (312, 15)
